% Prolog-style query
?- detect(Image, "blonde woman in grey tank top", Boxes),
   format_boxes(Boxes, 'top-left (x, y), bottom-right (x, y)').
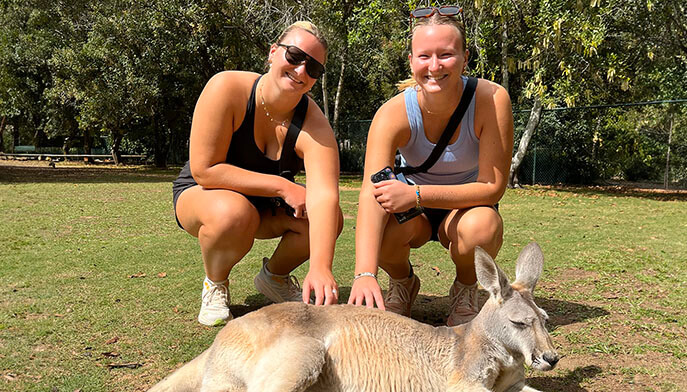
top-left (348, 9), bottom-right (514, 327)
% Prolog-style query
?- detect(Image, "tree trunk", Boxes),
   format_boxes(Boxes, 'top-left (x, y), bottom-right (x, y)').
top-left (0, 116), bottom-right (5, 152)
top-left (154, 116), bottom-right (169, 168)
top-left (12, 122), bottom-right (19, 151)
top-left (321, 72), bottom-right (329, 120)
top-left (500, 17), bottom-right (509, 93)
top-left (83, 131), bottom-right (93, 163)
top-left (509, 97), bottom-right (543, 187)
top-left (332, 51), bottom-right (346, 138)
top-left (111, 131), bottom-right (123, 165)
top-left (664, 113), bottom-right (674, 189)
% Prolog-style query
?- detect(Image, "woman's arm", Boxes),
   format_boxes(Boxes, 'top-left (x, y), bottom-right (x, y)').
top-left (296, 101), bottom-right (341, 305)
top-left (188, 72), bottom-right (299, 200)
top-left (349, 96), bottom-right (411, 309)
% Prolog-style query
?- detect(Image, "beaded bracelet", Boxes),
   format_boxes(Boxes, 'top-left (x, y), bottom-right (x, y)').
top-left (414, 184), bottom-right (421, 209)
top-left (354, 272), bottom-right (377, 280)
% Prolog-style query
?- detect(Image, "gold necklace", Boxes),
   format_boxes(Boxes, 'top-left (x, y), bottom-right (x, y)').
top-left (418, 88), bottom-right (464, 115)
top-left (419, 94), bottom-right (455, 116)
top-left (259, 81), bottom-right (289, 127)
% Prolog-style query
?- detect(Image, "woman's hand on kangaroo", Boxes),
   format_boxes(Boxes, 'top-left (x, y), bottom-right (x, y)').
top-left (348, 276), bottom-right (385, 310)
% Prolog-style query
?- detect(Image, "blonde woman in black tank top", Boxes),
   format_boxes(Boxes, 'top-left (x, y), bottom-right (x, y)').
top-left (173, 22), bottom-right (342, 326)
top-left (349, 9), bottom-right (514, 327)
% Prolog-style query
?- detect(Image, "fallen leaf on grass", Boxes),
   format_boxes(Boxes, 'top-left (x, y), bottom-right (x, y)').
top-left (129, 273), bottom-right (146, 278)
top-left (105, 336), bottom-right (119, 344)
top-left (157, 272), bottom-right (167, 278)
top-left (173, 306), bottom-right (179, 313)
top-left (101, 352), bottom-right (120, 358)
top-left (431, 266), bottom-right (441, 276)
top-left (3, 374), bottom-right (17, 381)
top-left (107, 362), bottom-right (142, 369)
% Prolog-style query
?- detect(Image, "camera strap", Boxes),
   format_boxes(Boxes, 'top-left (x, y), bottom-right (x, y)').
top-left (278, 96), bottom-right (309, 182)
top-left (396, 76), bottom-right (478, 176)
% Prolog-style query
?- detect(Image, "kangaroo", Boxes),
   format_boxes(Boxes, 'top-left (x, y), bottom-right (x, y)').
top-left (149, 242), bottom-right (558, 392)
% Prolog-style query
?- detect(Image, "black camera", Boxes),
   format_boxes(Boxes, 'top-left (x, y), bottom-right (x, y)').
top-left (370, 166), bottom-right (424, 224)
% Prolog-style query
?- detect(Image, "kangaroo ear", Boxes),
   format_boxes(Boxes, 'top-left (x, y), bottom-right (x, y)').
top-left (513, 242), bottom-right (544, 293)
top-left (474, 247), bottom-right (512, 302)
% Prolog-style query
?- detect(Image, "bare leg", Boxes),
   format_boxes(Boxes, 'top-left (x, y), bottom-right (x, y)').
top-left (378, 215), bottom-right (432, 279)
top-left (254, 208), bottom-right (311, 275)
top-left (176, 186), bottom-right (261, 282)
top-left (438, 206), bottom-right (503, 285)
top-left (255, 207), bottom-right (344, 275)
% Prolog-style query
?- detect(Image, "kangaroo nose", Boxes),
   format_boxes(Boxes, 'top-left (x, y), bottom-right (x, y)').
top-left (543, 352), bottom-right (559, 368)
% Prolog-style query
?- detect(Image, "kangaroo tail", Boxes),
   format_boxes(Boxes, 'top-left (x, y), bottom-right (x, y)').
top-left (147, 348), bottom-right (210, 392)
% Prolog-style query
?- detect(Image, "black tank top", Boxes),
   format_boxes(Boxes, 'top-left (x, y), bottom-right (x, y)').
top-left (173, 75), bottom-right (308, 192)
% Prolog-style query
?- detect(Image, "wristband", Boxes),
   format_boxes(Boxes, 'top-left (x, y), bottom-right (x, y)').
top-left (354, 272), bottom-right (377, 280)
top-left (415, 184), bottom-right (421, 209)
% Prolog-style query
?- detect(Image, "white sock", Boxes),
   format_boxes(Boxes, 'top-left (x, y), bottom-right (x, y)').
top-left (204, 276), bottom-right (228, 286)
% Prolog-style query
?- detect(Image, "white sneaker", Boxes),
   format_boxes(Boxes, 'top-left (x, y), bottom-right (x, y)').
top-left (197, 277), bottom-right (233, 326)
top-left (253, 258), bottom-right (303, 303)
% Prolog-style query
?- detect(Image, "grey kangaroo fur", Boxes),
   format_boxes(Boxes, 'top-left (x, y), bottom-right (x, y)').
top-left (149, 242), bottom-right (558, 392)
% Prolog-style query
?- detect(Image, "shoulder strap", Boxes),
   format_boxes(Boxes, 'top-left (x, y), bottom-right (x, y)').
top-left (278, 95), bottom-right (309, 181)
top-left (245, 75), bottom-right (261, 121)
top-left (398, 77), bottom-right (478, 176)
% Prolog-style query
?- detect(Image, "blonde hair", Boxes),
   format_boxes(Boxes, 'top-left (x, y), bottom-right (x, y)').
top-left (396, 13), bottom-right (467, 91)
top-left (276, 21), bottom-right (329, 54)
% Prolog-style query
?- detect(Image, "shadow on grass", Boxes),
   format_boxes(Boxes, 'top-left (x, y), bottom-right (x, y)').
top-left (231, 294), bottom-right (273, 318)
top-left (541, 183), bottom-right (687, 202)
top-left (410, 292), bottom-right (608, 327)
top-left (534, 297), bottom-right (609, 330)
top-left (527, 365), bottom-right (603, 392)
top-left (0, 164), bottom-right (179, 184)
top-left (233, 287), bottom-right (608, 329)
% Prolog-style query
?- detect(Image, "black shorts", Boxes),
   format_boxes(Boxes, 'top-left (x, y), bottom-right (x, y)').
top-left (172, 184), bottom-right (278, 230)
top-left (422, 204), bottom-right (500, 242)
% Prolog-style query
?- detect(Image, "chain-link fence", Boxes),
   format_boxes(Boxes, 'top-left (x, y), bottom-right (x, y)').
top-left (339, 101), bottom-right (687, 189)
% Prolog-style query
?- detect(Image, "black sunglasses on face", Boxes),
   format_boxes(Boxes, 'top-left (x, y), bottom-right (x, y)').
top-left (410, 5), bottom-right (464, 25)
top-left (277, 43), bottom-right (325, 79)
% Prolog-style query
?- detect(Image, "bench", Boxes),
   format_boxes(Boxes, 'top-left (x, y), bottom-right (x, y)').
top-left (13, 145), bottom-right (36, 153)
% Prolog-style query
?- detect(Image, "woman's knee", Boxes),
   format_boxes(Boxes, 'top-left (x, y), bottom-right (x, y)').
top-left (454, 208), bottom-right (503, 249)
top-left (201, 197), bottom-right (259, 244)
top-left (380, 216), bottom-right (429, 253)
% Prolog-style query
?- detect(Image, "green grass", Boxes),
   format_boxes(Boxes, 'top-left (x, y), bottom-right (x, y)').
top-left (1, 164), bottom-right (686, 391)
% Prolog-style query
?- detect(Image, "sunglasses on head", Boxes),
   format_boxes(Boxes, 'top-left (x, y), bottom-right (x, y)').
top-left (277, 43), bottom-right (325, 79)
top-left (410, 5), bottom-right (464, 24)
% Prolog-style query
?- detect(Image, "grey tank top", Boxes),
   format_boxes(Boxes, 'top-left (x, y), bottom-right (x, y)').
top-left (398, 76), bottom-right (479, 186)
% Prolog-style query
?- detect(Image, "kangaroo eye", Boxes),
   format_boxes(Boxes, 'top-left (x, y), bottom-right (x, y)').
top-left (511, 320), bottom-right (528, 328)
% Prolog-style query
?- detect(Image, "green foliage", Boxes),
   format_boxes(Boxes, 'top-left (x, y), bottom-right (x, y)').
top-left (0, 0), bottom-right (685, 178)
